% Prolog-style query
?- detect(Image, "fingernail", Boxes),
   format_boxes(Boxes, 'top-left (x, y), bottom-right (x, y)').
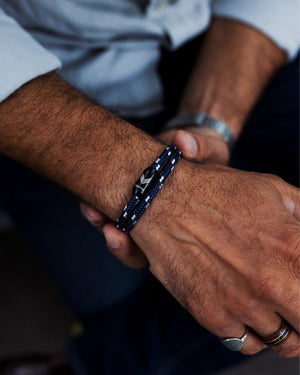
top-left (84, 210), bottom-right (101, 222)
top-left (185, 133), bottom-right (197, 157)
top-left (105, 233), bottom-right (121, 249)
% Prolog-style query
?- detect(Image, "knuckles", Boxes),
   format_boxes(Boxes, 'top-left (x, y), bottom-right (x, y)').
top-left (248, 235), bottom-right (300, 304)
top-left (262, 173), bottom-right (285, 189)
top-left (255, 273), bottom-right (288, 303)
top-left (286, 234), bottom-right (300, 279)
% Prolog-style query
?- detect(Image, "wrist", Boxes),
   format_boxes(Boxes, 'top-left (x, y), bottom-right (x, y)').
top-left (131, 157), bottom-right (200, 237)
top-left (178, 92), bottom-right (244, 140)
top-left (88, 120), bottom-right (167, 221)
top-left (178, 18), bottom-right (286, 140)
top-left (115, 145), bottom-right (182, 233)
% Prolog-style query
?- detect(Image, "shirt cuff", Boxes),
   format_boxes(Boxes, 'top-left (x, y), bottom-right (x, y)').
top-left (212, 0), bottom-right (300, 61)
top-left (0, 9), bottom-right (61, 103)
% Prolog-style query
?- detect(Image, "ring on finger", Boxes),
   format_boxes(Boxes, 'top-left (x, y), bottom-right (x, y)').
top-left (220, 329), bottom-right (248, 351)
top-left (258, 320), bottom-right (292, 347)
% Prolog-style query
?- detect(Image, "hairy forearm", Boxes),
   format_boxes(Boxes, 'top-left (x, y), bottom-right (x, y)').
top-left (179, 17), bottom-right (286, 138)
top-left (0, 73), bottom-right (164, 219)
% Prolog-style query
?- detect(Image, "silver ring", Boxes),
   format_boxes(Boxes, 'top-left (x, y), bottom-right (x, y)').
top-left (220, 330), bottom-right (248, 351)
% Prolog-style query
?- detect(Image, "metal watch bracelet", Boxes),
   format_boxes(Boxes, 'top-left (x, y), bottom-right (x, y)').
top-left (165, 112), bottom-right (235, 149)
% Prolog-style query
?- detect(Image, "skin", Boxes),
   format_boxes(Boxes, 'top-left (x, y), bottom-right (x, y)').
top-left (80, 19), bottom-right (300, 357)
top-left (0, 17), bottom-right (299, 360)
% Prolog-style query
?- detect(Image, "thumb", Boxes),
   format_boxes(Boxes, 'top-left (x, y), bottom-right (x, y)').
top-left (172, 129), bottom-right (229, 164)
top-left (172, 130), bottom-right (203, 161)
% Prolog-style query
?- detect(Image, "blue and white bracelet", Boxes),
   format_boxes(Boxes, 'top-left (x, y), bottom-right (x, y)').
top-left (116, 145), bottom-right (182, 233)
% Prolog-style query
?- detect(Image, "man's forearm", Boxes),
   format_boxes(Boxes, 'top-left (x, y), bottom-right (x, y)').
top-left (0, 73), bottom-right (164, 219)
top-left (179, 17), bottom-right (286, 138)
top-left (1, 71), bottom-right (299, 360)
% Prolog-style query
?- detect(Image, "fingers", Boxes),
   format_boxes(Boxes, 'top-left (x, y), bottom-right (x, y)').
top-left (253, 317), bottom-right (300, 358)
top-left (219, 326), bottom-right (266, 355)
top-left (218, 311), bottom-right (299, 357)
top-left (205, 313), bottom-right (266, 355)
top-left (276, 283), bottom-right (300, 334)
top-left (225, 302), bottom-right (300, 357)
top-left (236, 293), bottom-right (300, 357)
top-left (225, 323), bottom-right (300, 358)
top-left (168, 128), bottom-right (229, 165)
top-left (80, 201), bottom-right (108, 232)
top-left (259, 325), bottom-right (300, 358)
top-left (80, 201), bottom-right (148, 269)
top-left (103, 223), bottom-right (148, 269)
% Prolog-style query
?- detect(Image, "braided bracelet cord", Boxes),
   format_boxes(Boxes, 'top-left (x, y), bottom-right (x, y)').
top-left (116, 146), bottom-right (182, 233)
top-left (116, 145), bottom-right (177, 230)
top-left (123, 149), bottom-right (182, 232)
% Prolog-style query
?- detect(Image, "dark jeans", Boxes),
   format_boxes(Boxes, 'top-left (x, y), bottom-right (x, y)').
top-left (0, 47), bottom-right (298, 374)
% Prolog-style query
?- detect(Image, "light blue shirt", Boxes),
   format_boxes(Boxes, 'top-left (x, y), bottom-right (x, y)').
top-left (0, 0), bottom-right (299, 117)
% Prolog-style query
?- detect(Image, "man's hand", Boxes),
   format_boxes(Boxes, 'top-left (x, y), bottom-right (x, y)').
top-left (80, 125), bottom-right (229, 268)
top-left (79, 16), bottom-right (298, 359)
top-left (1, 60), bottom-right (297, 362)
top-left (82, 162), bottom-right (300, 358)
top-left (82, 13), bottom-right (289, 273)
top-left (131, 161), bottom-right (300, 358)
top-left (82, 13), bottom-right (288, 272)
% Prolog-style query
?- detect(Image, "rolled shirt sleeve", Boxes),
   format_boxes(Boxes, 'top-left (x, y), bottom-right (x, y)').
top-left (0, 8), bottom-right (61, 103)
top-left (212, 0), bottom-right (300, 60)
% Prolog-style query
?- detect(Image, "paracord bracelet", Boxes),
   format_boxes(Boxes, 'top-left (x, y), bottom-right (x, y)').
top-left (116, 145), bottom-right (182, 233)
top-left (165, 112), bottom-right (235, 149)
top-left (116, 145), bottom-right (175, 230)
